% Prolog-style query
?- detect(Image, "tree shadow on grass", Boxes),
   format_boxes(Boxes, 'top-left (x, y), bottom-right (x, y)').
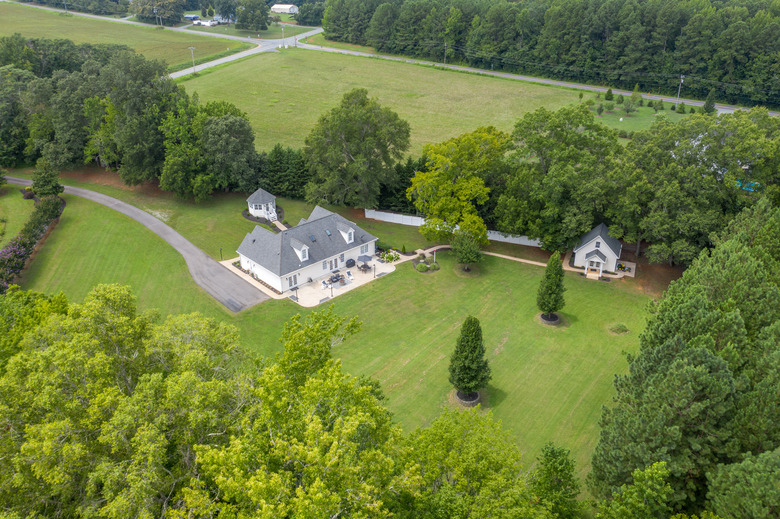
top-left (482, 384), bottom-right (507, 410)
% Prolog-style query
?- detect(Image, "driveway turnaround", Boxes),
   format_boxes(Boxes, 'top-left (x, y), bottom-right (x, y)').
top-left (7, 177), bottom-right (268, 312)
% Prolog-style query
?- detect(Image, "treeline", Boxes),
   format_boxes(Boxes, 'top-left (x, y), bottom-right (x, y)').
top-left (590, 199), bottom-right (780, 517)
top-left (0, 35), bottom-right (310, 201)
top-left (19, 0), bottom-right (130, 15)
top-left (0, 288), bottom-right (568, 518)
top-left (322, 0), bottom-right (780, 106)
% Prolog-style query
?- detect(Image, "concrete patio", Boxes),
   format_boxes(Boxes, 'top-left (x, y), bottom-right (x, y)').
top-left (220, 256), bottom-right (398, 307)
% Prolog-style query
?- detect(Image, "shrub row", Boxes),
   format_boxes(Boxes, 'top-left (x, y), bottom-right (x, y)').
top-left (0, 196), bottom-right (62, 294)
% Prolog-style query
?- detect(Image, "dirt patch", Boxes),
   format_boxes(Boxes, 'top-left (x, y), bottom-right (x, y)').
top-left (60, 166), bottom-right (166, 197)
top-left (493, 335), bottom-right (508, 356)
top-left (618, 249), bottom-right (684, 297)
top-left (535, 313), bottom-right (570, 329)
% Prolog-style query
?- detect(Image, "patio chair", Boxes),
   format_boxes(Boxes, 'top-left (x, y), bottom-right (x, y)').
top-left (346, 270), bottom-right (353, 281)
top-left (321, 280), bottom-right (328, 290)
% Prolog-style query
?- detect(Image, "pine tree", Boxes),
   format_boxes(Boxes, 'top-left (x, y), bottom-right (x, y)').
top-left (32, 158), bottom-right (63, 197)
top-left (537, 251), bottom-right (565, 320)
top-left (448, 316), bottom-right (491, 398)
top-left (605, 88), bottom-right (614, 101)
top-left (703, 89), bottom-right (717, 115)
top-left (531, 443), bottom-right (581, 519)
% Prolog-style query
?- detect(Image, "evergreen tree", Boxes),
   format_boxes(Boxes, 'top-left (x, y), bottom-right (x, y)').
top-left (677, 102), bottom-right (686, 114)
top-left (605, 88), bottom-right (614, 101)
top-left (531, 443), bottom-right (581, 519)
top-left (703, 89), bottom-right (717, 115)
top-left (448, 316), bottom-right (491, 398)
top-left (31, 158), bottom-right (63, 197)
top-left (537, 251), bottom-right (565, 320)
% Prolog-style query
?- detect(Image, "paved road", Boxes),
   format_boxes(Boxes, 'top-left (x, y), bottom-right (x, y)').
top-left (7, 177), bottom-right (268, 313)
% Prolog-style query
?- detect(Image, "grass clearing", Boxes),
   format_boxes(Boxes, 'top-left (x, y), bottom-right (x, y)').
top-left (188, 22), bottom-right (310, 40)
top-left (302, 33), bottom-right (375, 54)
top-left (180, 49), bottom-right (582, 153)
top-left (20, 196), bottom-right (649, 481)
top-left (592, 103), bottom-right (689, 132)
top-left (0, 186), bottom-right (36, 247)
top-left (0, 2), bottom-right (250, 70)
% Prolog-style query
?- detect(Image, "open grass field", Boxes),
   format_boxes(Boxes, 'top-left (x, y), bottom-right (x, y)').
top-left (19, 189), bottom-right (650, 480)
top-left (0, 2), bottom-right (250, 70)
top-left (188, 22), bottom-right (310, 40)
top-left (0, 186), bottom-right (36, 247)
top-left (302, 33), bottom-right (376, 54)
top-left (179, 49), bottom-right (583, 153)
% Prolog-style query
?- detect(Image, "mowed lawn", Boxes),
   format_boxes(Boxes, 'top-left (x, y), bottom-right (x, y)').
top-left (188, 22), bottom-right (311, 39)
top-left (19, 191), bottom-right (649, 480)
top-left (180, 49), bottom-right (582, 153)
top-left (0, 186), bottom-right (36, 247)
top-left (0, 3), bottom-right (250, 70)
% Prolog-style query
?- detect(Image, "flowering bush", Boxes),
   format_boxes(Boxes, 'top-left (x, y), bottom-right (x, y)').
top-left (0, 196), bottom-right (62, 294)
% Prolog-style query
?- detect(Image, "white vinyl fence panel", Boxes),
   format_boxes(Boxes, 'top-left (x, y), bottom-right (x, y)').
top-left (364, 210), bottom-right (541, 248)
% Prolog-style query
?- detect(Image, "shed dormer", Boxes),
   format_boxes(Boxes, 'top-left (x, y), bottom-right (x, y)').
top-left (337, 222), bottom-right (354, 244)
top-left (289, 238), bottom-right (309, 262)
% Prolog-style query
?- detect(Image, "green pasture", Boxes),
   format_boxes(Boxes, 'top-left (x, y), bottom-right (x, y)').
top-left (0, 2), bottom-right (250, 70)
top-left (590, 99), bottom-right (690, 132)
top-left (180, 49), bottom-right (582, 153)
top-left (302, 33), bottom-right (376, 54)
top-left (19, 189), bottom-right (649, 480)
top-left (0, 186), bottom-right (36, 247)
top-left (188, 22), bottom-right (310, 39)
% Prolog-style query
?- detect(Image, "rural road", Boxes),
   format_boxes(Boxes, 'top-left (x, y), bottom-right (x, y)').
top-left (6, 177), bottom-right (269, 313)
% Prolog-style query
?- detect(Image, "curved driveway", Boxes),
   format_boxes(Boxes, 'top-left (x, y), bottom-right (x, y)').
top-left (7, 177), bottom-right (268, 312)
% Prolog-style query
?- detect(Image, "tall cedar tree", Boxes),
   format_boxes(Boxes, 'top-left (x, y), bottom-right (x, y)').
top-left (537, 251), bottom-right (565, 319)
top-left (703, 89), bottom-right (717, 114)
top-left (32, 158), bottom-right (63, 197)
top-left (448, 316), bottom-right (491, 397)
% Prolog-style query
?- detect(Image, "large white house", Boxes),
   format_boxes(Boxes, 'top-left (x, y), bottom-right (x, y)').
top-left (247, 187), bottom-right (278, 221)
top-left (237, 206), bottom-right (377, 293)
top-left (270, 4), bottom-right (298, 14)
top-left (572, 223), bottom-right (622, 275)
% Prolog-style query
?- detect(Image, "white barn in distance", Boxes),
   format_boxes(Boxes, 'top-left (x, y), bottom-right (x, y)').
top-left (572, 223), bottom-right (622, 275)
top-left (270, 4), bottom-right (298, 14)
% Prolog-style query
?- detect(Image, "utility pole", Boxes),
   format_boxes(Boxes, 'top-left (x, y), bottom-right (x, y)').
top-left (676, 75), bottom-right (685, 105)
top-left (188, 46), bottom-right (196, 71)
top-left (444, 42), bottom-right (447, 66)
top-left (282, 26), bottom-right (285, 47)
top-left (63, 0), bottom-right (69, 13)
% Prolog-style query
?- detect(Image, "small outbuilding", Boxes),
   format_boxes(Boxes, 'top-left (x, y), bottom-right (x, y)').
top-left (247, 187), bottom-right (278, 221)
top-left (270, 4), bottom-right (298, 14)
top-left (572, 223), bottom-right (622, 276)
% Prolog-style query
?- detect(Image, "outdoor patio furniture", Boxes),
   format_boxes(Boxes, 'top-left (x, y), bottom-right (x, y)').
top-left (346, 270), bottom-right (353, 281)
top-left (346, 259), bottom-right (356, 268)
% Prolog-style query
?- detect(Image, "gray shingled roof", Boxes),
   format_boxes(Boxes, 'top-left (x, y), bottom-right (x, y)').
top-left (237, 206), bottom-right (377, 277)
top-left (585, 249), bottom-right (607, 262)
top-left (573, 223), bottom-right (622, 257)
top-left (247, 187), bottom-right (276, 205)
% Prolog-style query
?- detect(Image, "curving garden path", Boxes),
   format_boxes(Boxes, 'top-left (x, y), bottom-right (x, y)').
top-left (6, 177), bottom-right (268, 312)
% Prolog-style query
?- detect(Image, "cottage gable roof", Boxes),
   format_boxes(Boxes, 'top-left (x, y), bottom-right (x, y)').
top-left (237, 206), bottom-right (377, 277)
top-left (247, 187), bottom-right (276, 205)
top-left (585, 249), bottom-right (607, 261)
top-left (573, 223), bottom-right (622, 257)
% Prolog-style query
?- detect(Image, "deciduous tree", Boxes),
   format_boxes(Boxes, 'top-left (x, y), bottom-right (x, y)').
top-left (304, 88), bottom-right (410, 208)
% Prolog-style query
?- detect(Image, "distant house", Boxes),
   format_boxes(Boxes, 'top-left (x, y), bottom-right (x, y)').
top-left (237, 206), bottom-right (377, 293)
top-left (184, 14), bottom-right (200, 20)
top-left (572, 223), bottom-right (622, 275)
top-left (270, 3), bottom-right (298, 14)
top-left (247, 187), bottom-right (277, 221)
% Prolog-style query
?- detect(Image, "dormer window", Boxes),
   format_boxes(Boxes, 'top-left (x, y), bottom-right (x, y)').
top-left (348, 230), bottom-right (354, 243)
top-left (290, 238), bottom-right (309, 262)
top-left (595, 241), bottom-right (601, 248)
top-left (337, 222), bottom-right (354, 244)
top-left (301, 248), bottom-right (308, 261)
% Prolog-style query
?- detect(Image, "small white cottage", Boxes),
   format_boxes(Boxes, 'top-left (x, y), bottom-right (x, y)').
top-left (572, 223), bottom-right (622, 275)
top-left (247, 188), bottom-right (277, 221)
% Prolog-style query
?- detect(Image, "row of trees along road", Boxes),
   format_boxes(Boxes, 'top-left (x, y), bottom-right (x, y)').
top-left (323, 0), bottom-right (780, 107)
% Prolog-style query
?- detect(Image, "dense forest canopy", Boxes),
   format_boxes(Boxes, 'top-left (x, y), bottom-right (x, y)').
top-left (323, 0), bottom-right (780, 107)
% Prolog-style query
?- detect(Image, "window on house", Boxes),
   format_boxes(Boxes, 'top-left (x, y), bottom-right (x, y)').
top-left (322, 261), bottom-right (327, 270)
top-left (340, 253), bottom-right (344, 262)
top-left (360, 244), bottom-right (369, 254)
top-left (347, 231), bottom-right (353, 243)
top-left (288, 274), bottom-right (298, 288)
top-left (595, 241), bottom-right (601, 248)
top-left (301, 248), bottom-right (308, 261)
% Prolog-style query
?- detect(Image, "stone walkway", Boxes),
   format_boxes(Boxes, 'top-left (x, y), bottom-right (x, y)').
top-left (6, 177), bottom-right (268, 313)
